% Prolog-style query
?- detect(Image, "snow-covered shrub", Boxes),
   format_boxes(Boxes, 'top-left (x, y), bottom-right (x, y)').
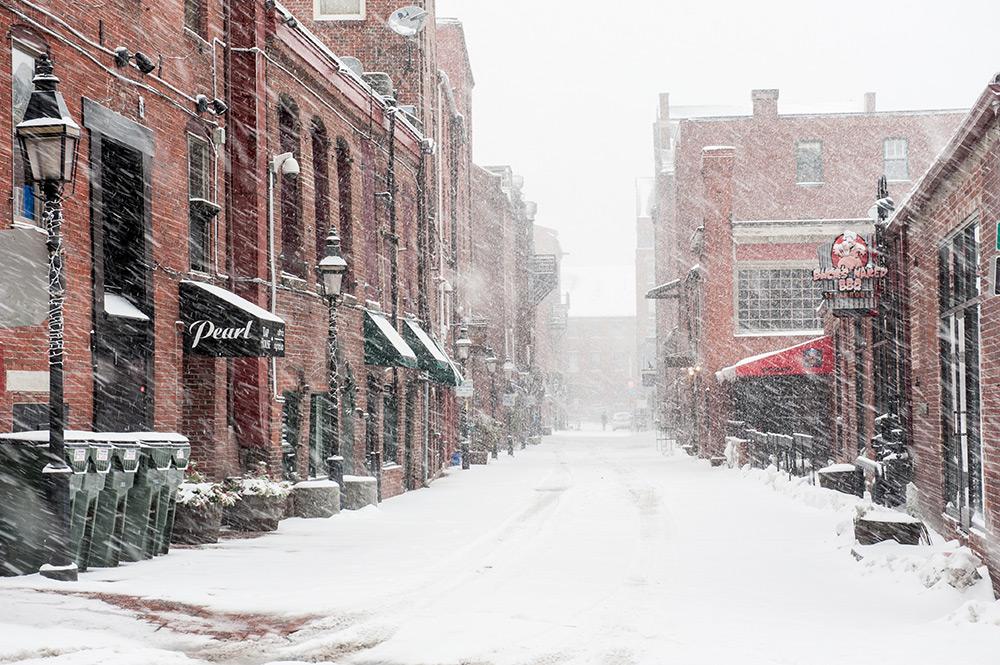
top-left (223, 462), bottom-right (293, 499)
top-left (177, 462), bottom-right (241, 508)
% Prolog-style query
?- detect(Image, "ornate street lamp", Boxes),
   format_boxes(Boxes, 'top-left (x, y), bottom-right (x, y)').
top-left (503, 360), bottom-right (516, 382)
top-left (484, 349), bottom-right (498, 375)
top-left (317, 230), bottom-right (348, 486)
top-left (15, 54), bottom-right (81, 582)
top-left (455, 324), bottom-right (472, 361)
top-left (318, 230), bottom-right (348, 297)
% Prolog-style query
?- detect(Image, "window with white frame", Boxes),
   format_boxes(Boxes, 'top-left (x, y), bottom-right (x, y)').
top-left (12, 44), bottom-right (39, 224)
top-left (188, 134), bottom-right (212, 272)
top-left (883, 138), bottom-right (908, 181)
top-left (736, 267), bottom-right (824, 333)
top-left (795, 140), bottom-right (823, 183)
top-left (315, 0), bottom-right (364, 19)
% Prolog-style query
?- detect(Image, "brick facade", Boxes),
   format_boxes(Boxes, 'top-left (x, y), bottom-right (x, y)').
top-left (0, 2), bottom-right (547, 499)
top-left (650, 89), bottom-right (963, 455)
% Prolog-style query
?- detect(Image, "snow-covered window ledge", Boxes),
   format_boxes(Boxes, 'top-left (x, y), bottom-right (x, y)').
top-left (380, 463), bottom-right (403, 471)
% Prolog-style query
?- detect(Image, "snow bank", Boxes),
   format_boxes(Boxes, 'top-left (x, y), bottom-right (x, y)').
top-left (733, 464), bottom-right (997, 601)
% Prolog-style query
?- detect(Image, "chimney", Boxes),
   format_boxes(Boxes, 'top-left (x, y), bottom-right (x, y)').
top-left (658, 92), bottom-right (670, 122)
top-left (864, 92), bottom-right (877, 113)
top-left (751, 89), bottom-right (779, 118)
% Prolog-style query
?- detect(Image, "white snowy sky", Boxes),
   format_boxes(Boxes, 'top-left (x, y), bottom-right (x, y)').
top-left (435, 0), bottom-right (1000, 316)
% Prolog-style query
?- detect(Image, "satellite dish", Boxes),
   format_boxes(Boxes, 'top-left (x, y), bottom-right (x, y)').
top-left (388, 6), bottom-right (429, 37)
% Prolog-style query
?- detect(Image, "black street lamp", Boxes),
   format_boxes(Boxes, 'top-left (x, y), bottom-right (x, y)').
top-left (317, 230), bottom-right (348, 487)
top-left (15, 54), bottom-right (81, 582)
top-left (485, 348), bottom-right (498, 457)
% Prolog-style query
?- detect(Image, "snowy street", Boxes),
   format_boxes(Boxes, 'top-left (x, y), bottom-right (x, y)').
top-left (2, 431), bottom-right (1000, 664)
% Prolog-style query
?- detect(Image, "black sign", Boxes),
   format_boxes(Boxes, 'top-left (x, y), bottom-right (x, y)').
top-left (180, 281), bottom-right (286, 357)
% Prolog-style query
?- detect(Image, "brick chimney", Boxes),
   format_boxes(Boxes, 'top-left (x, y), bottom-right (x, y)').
top-left (864, 92), bottom-right (877, 113)
top-left (751, 89), bottom-right (779, 118)
top-left (658, 92), bottom-right (670, 122)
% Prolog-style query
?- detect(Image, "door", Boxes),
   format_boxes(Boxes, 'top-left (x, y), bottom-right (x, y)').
top-left (308, 393), bottom-right (336, 478)
top-left (939, 223), bottom-right (983, 528)
top-left (93, 139), bottom-right (152, 432)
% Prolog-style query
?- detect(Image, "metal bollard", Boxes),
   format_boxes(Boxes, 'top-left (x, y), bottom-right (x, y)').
top-left (461, 441), bottom-right (470, 470)
top-left (507, 435), bottom-right (514, 456)
top-left (491, 441), bottom-right (498, 459)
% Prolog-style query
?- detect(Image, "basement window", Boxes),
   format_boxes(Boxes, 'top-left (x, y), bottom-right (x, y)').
top-left (315, 0), bottom-right (365, 20)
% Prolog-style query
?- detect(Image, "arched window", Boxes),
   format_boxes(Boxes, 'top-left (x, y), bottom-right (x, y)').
top-left (311, 119), bottom-right (330, 265)
top-left (278, 96), bottom-right (304, 277)
top-left (335, 137), bottom-right (354, 290)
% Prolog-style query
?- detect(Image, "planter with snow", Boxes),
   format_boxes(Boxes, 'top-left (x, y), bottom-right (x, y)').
top-left (817, 463), bottom-right (864, 497)
top-left (341, 475), bottom-right (378, 510)
top-left (854, 511), bottom-right (926, 546)
top-left (171, 474), bottom-right (241, 545)
top-left (291, 479), bottom-right (340, 519)
top-left (222, 470), bottom-right (292, 532)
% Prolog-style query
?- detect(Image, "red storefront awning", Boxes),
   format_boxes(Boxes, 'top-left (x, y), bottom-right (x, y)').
top-left (716, 336), bottom-right (833, 383)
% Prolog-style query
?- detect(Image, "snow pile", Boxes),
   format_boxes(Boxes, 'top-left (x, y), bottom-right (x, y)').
top-left (854, 540), bottom-right (989, 591)
top-left (733, 462), bottom-right (998, 604)
top-left (737, 464), bottom-right (862, 514)
top-left (949, 599), bottom-right (1000, 626)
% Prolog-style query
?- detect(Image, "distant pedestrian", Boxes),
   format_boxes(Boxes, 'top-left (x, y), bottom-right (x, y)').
top-left (601, 412), bottom-right (608, 431)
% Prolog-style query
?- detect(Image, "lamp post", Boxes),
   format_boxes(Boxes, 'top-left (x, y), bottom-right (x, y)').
top-left (317, 230), bottom-right (348, 487)
top-left (15, 54), bottom-right (81, 582)
top-left (455, 324), bottom-right (472, 469)
top-left (503, 360), bottom-right (516, 455)
top-left (485, 348), bottom-right (498, 458)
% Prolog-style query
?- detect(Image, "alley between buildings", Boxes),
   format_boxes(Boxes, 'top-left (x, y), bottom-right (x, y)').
top-left (1, 431), bottom-right (997, 665)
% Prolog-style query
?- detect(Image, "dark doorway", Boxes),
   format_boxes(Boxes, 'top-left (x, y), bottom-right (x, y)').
top-left (93, 139), bottom-right (153, 432)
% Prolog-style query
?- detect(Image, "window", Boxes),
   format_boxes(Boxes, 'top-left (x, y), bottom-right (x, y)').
top-left (315, 0), bottom-right (364, 19)
top-left (188, 134), bottom-right (212, 271)
top-left (12, 402), bottom-right (47, 432)
top-left (184, 0), bottom-right (206, 38)
top-left (278, 96), bottom-right (305, 277)
top-left (939, 221), bottom-right (983, 527)
top-left (312, 120), bottom-right (330, 265)
top-left (736, 267), bottom-right (824, 333)
top-left (335, 137), bottom-right (354, 289)
top-left (12, 45), bottom-right (39, 224)
top-left (883, 138), bottom-right (908, 181)
top-left (795, 140), bottom-right (823, 183)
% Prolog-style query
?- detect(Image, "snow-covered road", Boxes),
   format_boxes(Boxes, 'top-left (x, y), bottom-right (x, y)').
top-left (2, 430), bottom-right (1000, 664)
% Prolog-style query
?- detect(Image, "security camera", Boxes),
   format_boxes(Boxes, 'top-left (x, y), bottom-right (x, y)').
top-left (210, 98), bottom-right (228, 115)
top-left (133, 51), bottom-right (157, 75)
top-left (114, 47), bottom-right (130, 68)
top-left (283, 157), bottom-right (300, 176)
top-left (195, 94), bottom-right (210, 114)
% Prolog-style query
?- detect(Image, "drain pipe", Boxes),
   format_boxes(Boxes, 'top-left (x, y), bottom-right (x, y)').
top-left (268, 152), bottom-right (300, 401)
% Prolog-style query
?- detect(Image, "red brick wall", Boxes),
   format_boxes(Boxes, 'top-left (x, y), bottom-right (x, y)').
top-left (905, 124), bottom-right (1000, 590)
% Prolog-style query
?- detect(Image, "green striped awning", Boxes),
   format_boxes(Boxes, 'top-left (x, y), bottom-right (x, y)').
top-left (363, 311), bottom-right (418, 369)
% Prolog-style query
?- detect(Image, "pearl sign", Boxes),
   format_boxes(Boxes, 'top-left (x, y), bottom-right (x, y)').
top-left (180, 280), bottom-right (286, 357)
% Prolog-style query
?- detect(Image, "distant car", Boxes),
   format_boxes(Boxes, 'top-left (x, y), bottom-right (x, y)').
top-left (611, 412), bottom-right (633, 431)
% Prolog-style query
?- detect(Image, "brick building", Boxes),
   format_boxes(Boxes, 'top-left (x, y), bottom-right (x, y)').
top-left (0, 1), bottom-right (548, 500)
top-left (532, 224), bottom-right (567, 432)
top-left (822, 77), bottom-right (1000, 590)
top-left (563, 316), bottom-right (637, 427)
top-left (647, 89), bottom-right (963, 454)
top-left (634, 177), bottom-right (656, 429)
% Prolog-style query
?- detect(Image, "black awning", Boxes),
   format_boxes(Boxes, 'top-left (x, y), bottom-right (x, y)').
top-left (402, 319), bottom-right (450, 375)
top-left (364, 311), bottom-right (418, 369)
top-left (180, 280), bottom-right (285, 357)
